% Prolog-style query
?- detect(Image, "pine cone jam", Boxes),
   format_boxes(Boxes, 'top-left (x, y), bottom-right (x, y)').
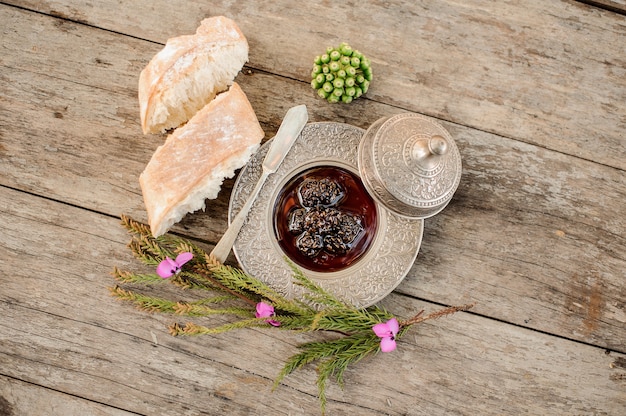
top-left (273, 166), bottom-right (377, 272)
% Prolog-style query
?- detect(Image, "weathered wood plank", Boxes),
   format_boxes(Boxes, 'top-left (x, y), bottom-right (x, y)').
top-left (402, 122), bottom-right (626, 352)
top-left (1, 186), bottom-right (625, 415)
top-left (0, 375), bottom-right (138, 416)
top-left (1, 7), bottom-right (624, 351)
top-left (4, 0), bottom-right (626, 169)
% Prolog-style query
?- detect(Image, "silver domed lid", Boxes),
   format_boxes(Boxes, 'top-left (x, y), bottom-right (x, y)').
top-left (358, 113), bottom-right (462, 219)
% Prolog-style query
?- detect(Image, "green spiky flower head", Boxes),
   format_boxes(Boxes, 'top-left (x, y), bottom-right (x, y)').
top-left (311, 42), bottom-right (373, 104)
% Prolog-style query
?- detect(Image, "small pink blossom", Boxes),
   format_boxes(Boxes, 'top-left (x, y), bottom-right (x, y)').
top-left (256, 302), bottom-right (280, 327)
top-left (156, 252), bottom-right (193, 278)
top-left (372, 318), bottom-right (399, 352)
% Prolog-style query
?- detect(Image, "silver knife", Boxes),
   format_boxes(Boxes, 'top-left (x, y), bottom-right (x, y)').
top-left (210, 104), bottom-right (308, 263)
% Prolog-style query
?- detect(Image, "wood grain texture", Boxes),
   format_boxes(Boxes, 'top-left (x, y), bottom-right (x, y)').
top-left (1, 7), bottom-right (624, 351)
top-left (1, 186), bottom-right (625, 415)
top-left (1, 2), bottom-right (625, 414)
top-left (0, 376), bottom-right (137, 416)
top-left (4, 0), bottom-right (626, 170)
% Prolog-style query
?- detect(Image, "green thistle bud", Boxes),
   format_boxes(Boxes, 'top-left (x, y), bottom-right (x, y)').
top-left (327, 94), bottom-right (340, 103)
top-left (310, 42), bottom-right (372, 103)
top-left (361, 80), bottom-right (370, 93)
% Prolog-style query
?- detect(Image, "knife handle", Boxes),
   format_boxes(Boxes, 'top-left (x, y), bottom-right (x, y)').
top-left (210, 170), bottom-right (269, 263)
top-left (262, 105), bottom-right (308, 173)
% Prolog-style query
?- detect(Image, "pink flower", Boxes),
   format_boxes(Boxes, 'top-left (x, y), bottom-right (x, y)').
top-left (256, 302), bottom-right (280, 327)
top-left (156, 252), bottom-right (193, 278)
top-left (372, 318), bottom-right (399, 352)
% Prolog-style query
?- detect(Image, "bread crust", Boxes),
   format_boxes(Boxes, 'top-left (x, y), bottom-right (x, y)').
top-left (138, 16), bottom-right (248, 134)
top-left (139, 82), bottom-right (264, 237)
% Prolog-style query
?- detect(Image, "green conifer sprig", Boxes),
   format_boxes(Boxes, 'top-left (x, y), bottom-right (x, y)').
top-left (122, 215), bottom-right (206, 267)
top-left (274, 332), bottom-right (379, 385)
top-left (288, 262), bottom-right (347, 310)
top-left (173, 300), bottom-right (251, 318)
top-left (169, 317), bottom-right (271, 336)
top-left (112, 267), bottom-right (165, 284)
top-left (112, 216), bottom-right (474, 415)
top-left (121, 214), bottom-right (152, 236)
top-left (200, 259), bottom-right (277, 301)
top-left (168, 271), bottom-right (215, 290)
top-left (110, 286), bottom-right (178, 314)
top-left (274, 331), bottom-right (381, 412)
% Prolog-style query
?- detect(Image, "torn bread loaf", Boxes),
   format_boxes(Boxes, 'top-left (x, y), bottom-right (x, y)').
top-left (139, 16), bottom-right (249, 134)
top-left (139, 82), bottom-right (264, 237)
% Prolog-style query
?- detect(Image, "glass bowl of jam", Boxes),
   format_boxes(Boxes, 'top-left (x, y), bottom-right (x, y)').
top-left (273, 164), bottom-right (378, 273)
top-left (229, 122), bottom-right (424, 308)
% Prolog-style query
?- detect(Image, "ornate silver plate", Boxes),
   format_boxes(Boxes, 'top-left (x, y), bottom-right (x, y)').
top-left (229, 122), bottom-right (424, 308)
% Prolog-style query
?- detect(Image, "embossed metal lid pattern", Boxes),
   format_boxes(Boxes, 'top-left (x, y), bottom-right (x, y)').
top-left (358, 113), bottom-right (462, 219)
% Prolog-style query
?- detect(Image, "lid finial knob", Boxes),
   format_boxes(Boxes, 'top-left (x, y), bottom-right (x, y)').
top-left (411, 135), bottom-right (449, 171)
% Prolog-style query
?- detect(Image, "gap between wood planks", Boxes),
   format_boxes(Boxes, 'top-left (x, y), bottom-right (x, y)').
top-left (576, 0), bottom-right (626, 15)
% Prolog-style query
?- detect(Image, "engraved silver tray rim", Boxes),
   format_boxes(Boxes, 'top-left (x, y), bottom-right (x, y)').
top-left (229, 122), bottom-right (424, 308)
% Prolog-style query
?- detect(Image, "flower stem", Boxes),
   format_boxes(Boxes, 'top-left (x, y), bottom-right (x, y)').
top-left (400, 303), bottom-right (475, 327)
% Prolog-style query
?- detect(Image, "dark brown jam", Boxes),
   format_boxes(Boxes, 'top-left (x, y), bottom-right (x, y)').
top-left (273, 166), bottom-right (377, 272)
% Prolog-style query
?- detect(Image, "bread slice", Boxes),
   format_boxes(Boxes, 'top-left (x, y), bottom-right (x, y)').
top-left (139, 82), bottom-right (264, 237)
top-left (139, 16), bottom-right (248, 134)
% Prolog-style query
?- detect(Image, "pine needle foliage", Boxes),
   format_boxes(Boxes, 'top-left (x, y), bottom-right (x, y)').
top-left (111, 215), bottom-right (474, 415)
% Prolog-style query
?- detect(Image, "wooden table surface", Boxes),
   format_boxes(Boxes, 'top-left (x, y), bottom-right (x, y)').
top-left (1, 1), bottom-right (625, 415)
